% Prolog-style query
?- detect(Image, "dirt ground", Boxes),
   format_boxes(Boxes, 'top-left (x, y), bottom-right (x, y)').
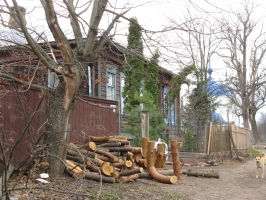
top-left (6, 151), bottom-right (266, 200)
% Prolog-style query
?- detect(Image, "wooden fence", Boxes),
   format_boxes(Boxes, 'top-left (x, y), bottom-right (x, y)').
top-left (207, 122), bottom-right (251, 156)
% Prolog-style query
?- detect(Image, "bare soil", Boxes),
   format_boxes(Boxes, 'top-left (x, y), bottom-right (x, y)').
top-left (6, 153), bottom-right (266, 200)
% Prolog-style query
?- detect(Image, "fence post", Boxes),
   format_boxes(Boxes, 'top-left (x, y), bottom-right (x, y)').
top-left (141, 111), bottom-right (149, 138)
top-left (207, 122), bottom-right (213, 155)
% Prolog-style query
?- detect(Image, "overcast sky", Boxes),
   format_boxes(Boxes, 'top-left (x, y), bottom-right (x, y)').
top-left (1, 0), bottom-right (266, 78)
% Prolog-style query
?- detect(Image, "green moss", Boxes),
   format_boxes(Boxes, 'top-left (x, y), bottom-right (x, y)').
top-left (251, 148), bottom-right (260, 156)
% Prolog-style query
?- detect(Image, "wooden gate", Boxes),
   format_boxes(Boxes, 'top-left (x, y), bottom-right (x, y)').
top-left (207, 122), bottom-right (251, 156)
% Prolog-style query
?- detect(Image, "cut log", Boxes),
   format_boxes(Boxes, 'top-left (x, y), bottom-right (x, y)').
top-left (67, 148), bottom-right (97, 159)
top-left (147, 141), bottom-right (177, 184)
top-left (95, 149), bottom-right (118, 162)
top-left (71, 161), bottom-right (100, 173)
top-left (157, 169), bottom-right (174, 176)
top-left (112, 161), bottom-right (126, 168)
top-left (97, 154), bottom-right (116, 163)
top-left (119, 174), bottom-right (139, 183)
top-left (66, 155), bottom-right (91, 166)
top-left (186, 169), bottom-right (219, 179)
top-left (137, 159), bottom-right (147, 168)
top-left (147, 141), bottom-right (155, 168)
top-left (138, 172), bottom-right (152, 179)
top-left (141, 137), bottom-right (150, 158)
top-left (108, 140), bottom-right (130, 146)
top-left (125, 160), bottom-right (133, 168)
top-left (108, 151), bottom-right (121, 156)
top-left (84, 172), bottom-right (115, 183)
top-left (101, 162), bottom-right (114, 176)
top-left (89, 158), bottom-right (104, 166)
top-left (109, 136), bottom-right (127, 141)
top-left (154, 143), bottom-right (166, 168)
top-left (133, 154), bottom-right (142, 163)
top-left (126, 152), bottom-right (134, 160)
top-left (67, 149), bottom-right (87, 158)
top-left (77, 142), bottom-right (97, 151)
top-left (106, 146), bottom-right (133, 152)
top-left (119, 167), bottom-right (143, 177)
top-left (131, 147), bottom-right (142, 154)
top-left (171, 140), bottom-right (182, 180)
top-left (111, 170), bottom-right (120, 178)
top-left (90, 135), bottom-right (112, 142)
top-left (65, 160), bottom-right (85, 179)
top-left (65, 168), bottom-right (85, 179)
top-left (68, 142), bottom-right (80, 149)
top-left (98, 142), bottom-right (122, 147)
top-left (148, 166), bottom-right (177, 184)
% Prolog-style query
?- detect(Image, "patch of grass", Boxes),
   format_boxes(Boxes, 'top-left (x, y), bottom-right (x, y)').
top-left (147, 187), bottom-right (157, 192)
top-left (85, 189), bottom-right (120, 200)
top-left (251, 149), bottom-right (260, 156)
top-left (164, 190), bottom-right (182, 199)
top-left (101, 191), bottom-right (120, 200)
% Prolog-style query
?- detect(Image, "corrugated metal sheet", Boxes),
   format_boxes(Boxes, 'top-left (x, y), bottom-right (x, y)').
top-left (0, 84), bottom-right (118, 168)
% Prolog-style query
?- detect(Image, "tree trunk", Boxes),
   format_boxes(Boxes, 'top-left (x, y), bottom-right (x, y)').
top-left (171, 140), bottom-right (182, 180)
top-left (44, 80), bottom-right (74, 174)
top-left (249, 112), bottom-right (260, 143)
top-left (44, 73), bottom-right (79, 175)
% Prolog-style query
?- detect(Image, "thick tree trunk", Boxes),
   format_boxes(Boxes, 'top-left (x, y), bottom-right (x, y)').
top-left (44, 75), bottom-right (78, 175)
top-left (249, 112), bottom-right (260, 143)
top-left (171, 140), bottom-right (182, 180)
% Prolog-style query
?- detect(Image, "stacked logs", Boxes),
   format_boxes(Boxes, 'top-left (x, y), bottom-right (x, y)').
top-left (65, 135), bottom-right (181, 184)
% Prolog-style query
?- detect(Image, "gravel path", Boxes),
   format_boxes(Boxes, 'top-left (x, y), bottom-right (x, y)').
top-left (157, 155), bottom-right (266, 200)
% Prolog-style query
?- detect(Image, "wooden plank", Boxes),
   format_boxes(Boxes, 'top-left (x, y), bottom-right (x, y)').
top-left (207, 122), bottom-right (212, 155)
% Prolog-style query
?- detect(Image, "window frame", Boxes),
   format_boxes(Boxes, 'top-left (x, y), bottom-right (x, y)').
top-left (106, 64), bottom-right (116, 100)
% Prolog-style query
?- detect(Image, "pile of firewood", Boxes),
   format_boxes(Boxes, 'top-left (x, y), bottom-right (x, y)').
top-left (65, 135), bottom-right (182, 184)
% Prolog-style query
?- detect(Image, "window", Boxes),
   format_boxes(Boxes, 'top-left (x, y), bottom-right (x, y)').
top-left (107, 72), bottom-right (115, 100)
top-left (120, 72), bottom-right (125, 114)
top-left (162, 86), bottom-right (176, 126)
top-left (106, 64), bottom-right (116, 100)
top-left (87, 66), bottom-right (92, 96)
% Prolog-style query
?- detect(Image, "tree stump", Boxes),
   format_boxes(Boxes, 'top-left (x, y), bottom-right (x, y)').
top-left (171, 140), bottom-right (182, 180)
top-left (154, 143), bottom-right (166, 168)
top-left (141, 137), bottom-right (150, 158)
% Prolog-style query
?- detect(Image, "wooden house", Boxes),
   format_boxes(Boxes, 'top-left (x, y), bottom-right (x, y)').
top-left (0, 41), bottom-right (180, 167)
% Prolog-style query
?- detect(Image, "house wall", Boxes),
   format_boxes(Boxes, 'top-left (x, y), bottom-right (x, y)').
top-left (0, 84), bottom-right (118, 168)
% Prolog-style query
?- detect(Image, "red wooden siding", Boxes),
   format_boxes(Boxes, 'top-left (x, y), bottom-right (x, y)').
top-left (70, 95), bottom-right (118, 144)
top-left (0, 84), bottom-right (118, 168)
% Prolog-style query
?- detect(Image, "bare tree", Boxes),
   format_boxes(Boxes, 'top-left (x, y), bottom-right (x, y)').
top-left (168, 7), bottom-right (221, 81)
top-left (219, 1), bottom-right (266, 142)
top-left (257, 112), bottom-right (266, 141)
top-left (0, 0), bottom-right (134, 175)
top-left (167, 7), bottom-right (221, 151)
